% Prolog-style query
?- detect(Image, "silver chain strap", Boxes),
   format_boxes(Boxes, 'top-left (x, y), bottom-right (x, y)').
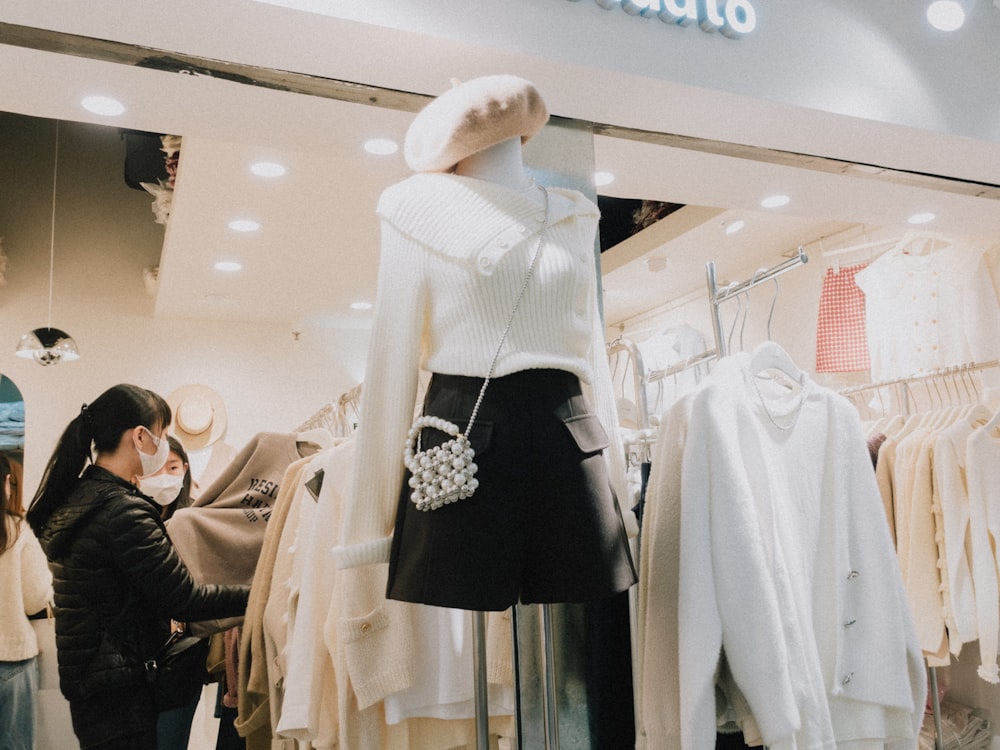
top-left (463, 187), bottom-right (550, 436)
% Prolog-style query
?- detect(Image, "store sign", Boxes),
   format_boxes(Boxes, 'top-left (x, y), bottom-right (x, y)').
top-left (573, 0), bottom-right (758, 38)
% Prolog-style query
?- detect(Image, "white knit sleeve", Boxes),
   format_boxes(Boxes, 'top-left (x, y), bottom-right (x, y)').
top-left (334, 221), bottom-right (428, 569)
top-left (20, 520), bottom-right (53, 615)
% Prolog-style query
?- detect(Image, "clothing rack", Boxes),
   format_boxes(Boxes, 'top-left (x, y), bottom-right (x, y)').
top-left (838, 360), bottom-right (1000, 750)
top-left (646, 348), bottom-right (718, 382)
top-left (604, 336), bottom-right (648, 745)
top-left (706, 246), bottom-right (809, 359)
top-left (838, 360), bottom-right (998, 398)
top-left (296, 384), bottom-right (363, 436)
top-left (607, 337), bottom-right (652, 433)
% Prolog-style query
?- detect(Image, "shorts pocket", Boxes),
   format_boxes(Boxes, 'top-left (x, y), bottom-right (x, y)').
top-left (561, 414), bottom-right (609, 455)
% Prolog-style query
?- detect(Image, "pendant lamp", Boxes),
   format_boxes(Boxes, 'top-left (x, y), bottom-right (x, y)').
top-left (15, 121), bottom-right (80, 366)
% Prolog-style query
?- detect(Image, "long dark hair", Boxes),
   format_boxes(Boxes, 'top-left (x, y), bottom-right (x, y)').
top-left (0, 452), bottom-right (17, 553)
top-left (27, 384), bottom-right (171, 535)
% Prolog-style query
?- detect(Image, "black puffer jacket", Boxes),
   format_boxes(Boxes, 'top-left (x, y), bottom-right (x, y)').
top-left (37, 465), bottom-right (249, 702)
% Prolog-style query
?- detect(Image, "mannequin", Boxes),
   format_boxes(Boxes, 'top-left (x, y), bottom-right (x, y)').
top-left (332, 76), bottom-right (637, 746)
top-left (453, 135), bottom-right (541, 201)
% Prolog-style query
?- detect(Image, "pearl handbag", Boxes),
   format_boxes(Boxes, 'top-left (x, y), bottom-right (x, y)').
top-left (403, 187), bottom-right (549, 511)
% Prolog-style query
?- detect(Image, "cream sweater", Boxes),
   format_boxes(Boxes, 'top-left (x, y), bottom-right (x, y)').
top-left (335, 173), bottom-right (626, 568)
top-left (0, 516), bottom-right (53, 661)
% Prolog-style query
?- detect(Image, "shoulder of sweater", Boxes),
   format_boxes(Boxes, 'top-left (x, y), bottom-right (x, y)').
top-left (379, 172), bottom-right (596, 209)
top-left (377, 173), bottom-right (599, 239)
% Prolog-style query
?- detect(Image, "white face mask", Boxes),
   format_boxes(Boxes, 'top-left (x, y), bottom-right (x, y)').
top-left (139, 473), bottom-right (185, 506)
top-left (136, 427), bottom-right (170, 477)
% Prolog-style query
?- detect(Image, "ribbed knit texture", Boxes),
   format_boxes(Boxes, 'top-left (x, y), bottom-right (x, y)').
top-left (0, 516), bottom-right (52, 661)
top-left (335, 173), bottom-right (627, 568)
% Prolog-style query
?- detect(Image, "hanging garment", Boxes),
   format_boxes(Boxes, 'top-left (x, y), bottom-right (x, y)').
top-left (234, 454), bottom-right (316, 749)
top-left (637, 345), bottom-right (925, 750)
top-left (855, 243), bottom-right (1000, 381)
top-left (815, 262), bottom-right (871, 373)
top-left (168, 432), bottom-right (316, 636)
top-left (964, 425), bottom-right (1000, 682)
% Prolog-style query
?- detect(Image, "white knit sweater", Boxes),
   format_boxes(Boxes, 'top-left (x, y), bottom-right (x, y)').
top-left (0, 516), bottom-right (53, 661)
top-left (637, 352), bottom-right (926, 750)
top-left (335, 173), bottom-right (626, 568)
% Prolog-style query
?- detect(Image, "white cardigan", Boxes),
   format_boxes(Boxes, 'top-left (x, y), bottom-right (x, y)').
top-left (637, 354), bottom-right (926, 750)
top-left (0, 516), bottom-right (53, 661)
top-left (334, 173), bottom-right (627, 568)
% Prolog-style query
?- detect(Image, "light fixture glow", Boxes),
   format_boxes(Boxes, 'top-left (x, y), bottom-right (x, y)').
top-left (228, 219), bottom-right (260, 232)
top-left (214, 261), bottom-right (243, 272)
top-left (364, 138), bottom-right (399, 155)
top-left (81, 95), bottom-right (125, 116)
top-left (250, 161), bottom-right (287, 178)
top-left (594, 171), bottom-right (615, 187)
top-left (16, 121), bottom-right (80, 366)
top-left (725, 219), bottom-right (746, 236)
top-left (760, 194), bottom-right (790, 209)
top-left (926, 1), bottom-right (966, 31)
top-left (908, 212), bottom-right (936, 225)
top-left (349, 301), bottom-right (374, 311)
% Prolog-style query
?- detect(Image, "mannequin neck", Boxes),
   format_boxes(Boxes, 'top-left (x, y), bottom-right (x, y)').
top-left (454, 137), bottom-right (543, 204)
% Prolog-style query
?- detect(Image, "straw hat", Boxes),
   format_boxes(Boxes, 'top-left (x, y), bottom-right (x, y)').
top-left (166, 384), bottom-right (228, 451)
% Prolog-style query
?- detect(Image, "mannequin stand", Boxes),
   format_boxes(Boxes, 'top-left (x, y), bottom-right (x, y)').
top-left (539, 603), bottom-right (560, 749)
top-left (472, 610), bottom-right (490, 749)
top-left (472, 605), bottom-right (562, 750)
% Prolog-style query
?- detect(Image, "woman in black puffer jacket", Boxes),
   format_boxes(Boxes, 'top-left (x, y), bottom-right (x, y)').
top-left (28, 384), bottom-right (250, 749)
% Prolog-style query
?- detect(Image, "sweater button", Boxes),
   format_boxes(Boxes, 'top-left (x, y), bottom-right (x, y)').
top-left (360, 622), bottom-right (371, 634)
top-left (479, 257), bottom-right (492, 268)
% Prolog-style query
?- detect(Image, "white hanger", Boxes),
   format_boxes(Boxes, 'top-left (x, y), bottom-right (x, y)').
top-left (747, 340), bottom-right (805, 386)
top-left (297, 427), bottom-right (334, 449)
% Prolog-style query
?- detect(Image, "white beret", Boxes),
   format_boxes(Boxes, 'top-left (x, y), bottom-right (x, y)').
top-left (404, 75), bottom-right (549, 173)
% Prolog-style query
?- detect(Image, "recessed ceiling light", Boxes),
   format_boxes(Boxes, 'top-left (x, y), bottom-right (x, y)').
top-left (214, 261), bottom-right (242, 272)
top-left (926, 1), bottom-right (965, 31)
top-left (594, 171), bottom-right (615, 187)
top-left (228, 219), bottom-right (260, 232)
top-left (81, 95), bottom-right (125, 116)
top-left (908, 212), bottom-right (936, 224)
top-left (725, 219), bottom-right (746, 236)
top-left (760, 194), bottom-right (790, 208)
top-left (364, 138), bottom-right (399, 155)
top-left (250, 161), bottom-right (287, 178)
top-left (349, 301), bottom-right (374, 311)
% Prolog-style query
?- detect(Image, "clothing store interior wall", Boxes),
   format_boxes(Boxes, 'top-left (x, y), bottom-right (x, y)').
top-left (3, 0), bottom-right (1000, 740)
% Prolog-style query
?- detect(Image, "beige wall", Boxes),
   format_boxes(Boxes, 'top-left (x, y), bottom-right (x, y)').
top-left (0, 114), bottom-right (369, 493)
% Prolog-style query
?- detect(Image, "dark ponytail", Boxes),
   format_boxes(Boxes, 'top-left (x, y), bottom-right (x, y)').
top-left (27, 384), bottom-right (171, 535)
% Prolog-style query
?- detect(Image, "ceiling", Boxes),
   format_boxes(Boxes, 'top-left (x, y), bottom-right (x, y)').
top-left (2, 15), bottom-right (1000, 337)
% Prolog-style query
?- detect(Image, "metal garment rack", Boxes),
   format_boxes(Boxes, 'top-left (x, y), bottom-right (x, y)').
top-left (840, 359), bottom-right (1000, 750)
top-left (706, 247), bottom-right (809, 359)
top-left (606, 337), bottom-right (654, 747)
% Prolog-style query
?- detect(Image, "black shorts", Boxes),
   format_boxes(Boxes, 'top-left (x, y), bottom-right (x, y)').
top-left (386, 368), bottom-right (637, 611)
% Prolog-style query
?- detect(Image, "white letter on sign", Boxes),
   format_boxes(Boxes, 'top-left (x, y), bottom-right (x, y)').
top-left (722, 0), bottom-right (756, 36)
top-left (658, 0), bottom-right (698, 25)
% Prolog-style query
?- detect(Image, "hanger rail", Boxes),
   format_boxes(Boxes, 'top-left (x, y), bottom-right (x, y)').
top-left (707, 247), bottom-right (809, 358)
